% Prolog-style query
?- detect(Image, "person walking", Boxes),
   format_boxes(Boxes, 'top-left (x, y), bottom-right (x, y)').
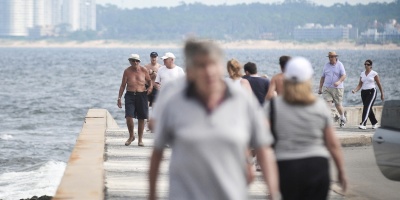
top-left (243, 62), bottom-right (270, 106)
top-left (267, 57), bottom-right (347, 200)
top-left (145, 52), bottom-right (161, 132)
top-left (351, 59), bottom-right (384, 129)
top-left (318, 51), bottom-right (347, 127)
top-left (265, 55), bottom-right (291, 100)
top-left (117, 54), bottom-right (152, 146)
top-left (149, 39), bottom-right (280, 200)
top-left (154, 52), bottom-right (185, 89)
top-left (226, 59), bottom-right (252, 92)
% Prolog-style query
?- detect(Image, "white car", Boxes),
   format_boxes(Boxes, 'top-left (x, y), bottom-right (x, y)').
top-left (373, 100), bottom-right (400, 181)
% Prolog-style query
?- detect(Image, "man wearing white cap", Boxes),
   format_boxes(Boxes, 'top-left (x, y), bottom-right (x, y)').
top-left (155, 52), bottom-right (185, 90)
top-left (117, 54), bottom-right (152, 146)
top-left (318, 51), bottom-right (347, 127)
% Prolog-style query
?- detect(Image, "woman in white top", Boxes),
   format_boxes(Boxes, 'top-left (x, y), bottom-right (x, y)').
top-left (352, 59), bottom-right (384, 130)
top-left (226, 59), bottom-right (252, 92)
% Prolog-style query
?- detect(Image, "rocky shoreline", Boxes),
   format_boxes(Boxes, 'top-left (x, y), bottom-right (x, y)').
top-left (19, 195), bottom-right (52, 200)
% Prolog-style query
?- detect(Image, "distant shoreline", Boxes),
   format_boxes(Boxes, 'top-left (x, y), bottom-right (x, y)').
top-left (0, 39), bottom-right (399, 50)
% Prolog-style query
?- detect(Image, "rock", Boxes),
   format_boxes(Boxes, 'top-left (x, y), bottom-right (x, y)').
top-left (20, 195), bottom-right (52, 200)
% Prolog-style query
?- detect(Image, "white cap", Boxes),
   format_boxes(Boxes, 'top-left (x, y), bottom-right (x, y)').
top-left (128, 54), bottom-right (141, 62)
top-left (284, 57), bottom-right (314, 82)
top-left (161, 52), bottom-right (176, 60)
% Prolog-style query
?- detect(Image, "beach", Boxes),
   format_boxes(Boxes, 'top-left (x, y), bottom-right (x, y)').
top-left (0, 39), bottom-right (399, 50)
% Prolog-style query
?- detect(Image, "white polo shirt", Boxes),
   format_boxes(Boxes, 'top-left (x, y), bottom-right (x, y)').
top-left (361, 70), bottom-right (378, 90)
top-left (154, 80), bottom-right (273, 200)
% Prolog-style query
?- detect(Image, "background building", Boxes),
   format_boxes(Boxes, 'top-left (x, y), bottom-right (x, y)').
top-left (293, 23), bottom-right (358, 41)
top-left (0, 0), bottom-right (96, 37)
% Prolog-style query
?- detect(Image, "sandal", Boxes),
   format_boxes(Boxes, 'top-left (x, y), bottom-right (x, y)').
top-left (125, 137), bottom-right (135, 146)
top-left (138, 142), bottom-right (144, 147)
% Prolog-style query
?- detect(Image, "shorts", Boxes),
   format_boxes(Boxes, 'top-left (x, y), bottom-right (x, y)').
top-left (124, 91), bottom-right (149, 119)
top-left (148, 88), bottom-right (159, 107)
top-left (322, 87), bottom-right (343, 105)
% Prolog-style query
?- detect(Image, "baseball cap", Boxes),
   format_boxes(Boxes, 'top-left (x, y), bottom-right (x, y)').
top-left (150, 52), bottom-right (158, 57)
top-left (128, 54), bottom-right (141, 62)
top-left (161, 52), bottom-right (176, 60)
top-left (284, 57), bottom-right (314, 82)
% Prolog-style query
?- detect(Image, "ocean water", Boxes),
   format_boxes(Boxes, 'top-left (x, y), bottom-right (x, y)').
top-left (0, 48), bottom-right (399, 199)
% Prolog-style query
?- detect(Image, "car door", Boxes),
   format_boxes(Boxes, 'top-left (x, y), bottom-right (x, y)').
top-left (373, 100), bottom-right (400, 181)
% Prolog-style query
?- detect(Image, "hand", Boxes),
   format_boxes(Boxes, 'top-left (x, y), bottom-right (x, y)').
top-left (147, 88), bottom-right (153, 95)
top-left (338, 172), bottom-right (348, 193)
top-left (117, 99), bottom-right (122, 108)
top-left (334, 81), bottom-right (341, 87)
top-left (381, 94), bottom-right (385, 101)
top-left (155, 83), bottom-right (161, 90)
top-left (352, 90), bottom-right (356, 94)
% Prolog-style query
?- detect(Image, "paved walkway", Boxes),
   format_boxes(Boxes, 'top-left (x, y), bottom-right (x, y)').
top-left (103, 127), bottom-right (370, 199)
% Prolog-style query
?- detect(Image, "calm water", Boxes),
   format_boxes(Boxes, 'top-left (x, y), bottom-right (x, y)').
top-left (0, 48), bottom-right (399, 199)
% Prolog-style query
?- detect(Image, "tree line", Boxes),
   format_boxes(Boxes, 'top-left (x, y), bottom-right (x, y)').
top-left (83, 0), bottom-right (400, 41)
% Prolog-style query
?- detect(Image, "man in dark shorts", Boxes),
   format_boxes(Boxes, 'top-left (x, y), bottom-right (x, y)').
top-left (145, 52), bottom-right (161, 131)
top-left (242, 62), bottom-right (270, 106)
top-left (118, 54), bottom-right (152, 146)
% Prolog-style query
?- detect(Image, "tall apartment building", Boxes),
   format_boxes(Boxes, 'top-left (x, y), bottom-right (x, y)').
top-left (0, 0), bottom-right (96, 37)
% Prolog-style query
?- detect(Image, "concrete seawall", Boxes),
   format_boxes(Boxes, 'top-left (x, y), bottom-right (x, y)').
top-left (53, 109), bottom-right (118, 200)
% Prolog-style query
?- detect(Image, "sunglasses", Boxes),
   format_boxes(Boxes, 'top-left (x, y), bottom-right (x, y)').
top-left (129, 59), bottom-right (140, 63)
top-left (364, 63), bottom-right (371, 66)
top-left (328, 56), bottom-right (337, 58)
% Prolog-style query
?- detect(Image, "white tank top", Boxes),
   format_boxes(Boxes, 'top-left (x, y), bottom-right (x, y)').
top-left (360, 70), bottom-right (378, 90)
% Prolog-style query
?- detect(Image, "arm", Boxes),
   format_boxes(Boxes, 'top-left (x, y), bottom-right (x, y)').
top-left (149, 149), bottom-right (164, 200)
top-left (352, 77), bottom-right (363, 94)
top-left (118, 70), bottom-right (127, 108)
top-left (145, 69), bottom-right (153, 95)
top-left (324, 125), bottom-right (347, 193)
top-left (256, 146), bottom-right (280, 200)
top-left (154, 73), bottom-right (161, 90)
top-left (265, 77), bottom-right (276, 100)
top-left (375, 75), bottom-right (384, 100)
top-left (318, 77), bottom-right (325, 94)
top-left (334, 74), bottom-right (346, 87)
top-left (240, 79), bottom-right (253, 93)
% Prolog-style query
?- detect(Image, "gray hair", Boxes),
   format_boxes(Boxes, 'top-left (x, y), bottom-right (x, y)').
top-left (184, 38), bottom-right (224, 68)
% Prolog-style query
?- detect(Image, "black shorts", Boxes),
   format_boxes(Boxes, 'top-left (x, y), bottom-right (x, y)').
top-left (148, 88), bottom-right (159, 107)
top-left (278, 157), bottom-right (330, 200)
top-left (124, 91), bottom-right (149, 119)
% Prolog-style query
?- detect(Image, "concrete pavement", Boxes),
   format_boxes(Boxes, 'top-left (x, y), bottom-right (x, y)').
top-left (103, 127), bottom-right (369, 199)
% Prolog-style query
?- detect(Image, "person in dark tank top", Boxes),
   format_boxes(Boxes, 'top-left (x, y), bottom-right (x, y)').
top-left (242, 62), bottom-right (270, 106)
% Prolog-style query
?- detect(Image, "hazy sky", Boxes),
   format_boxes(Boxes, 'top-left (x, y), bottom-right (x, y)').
top-left (96, 0), bottom-right (394, 8)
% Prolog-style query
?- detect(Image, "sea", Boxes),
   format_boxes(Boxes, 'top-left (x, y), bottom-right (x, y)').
top-left (0, 47), bottom-right (399, 199)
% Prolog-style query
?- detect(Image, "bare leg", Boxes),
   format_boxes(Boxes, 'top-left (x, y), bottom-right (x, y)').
top-left (335, 103), bottom-right (344, 116)
top-left (125, 117), bottom-right (135, 146)
top-left (138, 119), bottom-right (145, 146)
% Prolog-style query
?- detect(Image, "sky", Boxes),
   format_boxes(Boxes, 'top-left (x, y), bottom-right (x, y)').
top-left (96, 0), bottom-right (394, 9)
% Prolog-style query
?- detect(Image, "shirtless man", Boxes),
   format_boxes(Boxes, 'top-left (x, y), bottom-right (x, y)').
top-left (118, 54), bottom-right (152, 146)
top-left (265, 56), bottom-right (291, 100)
top-left (144, 52), bottom-right (161, 131)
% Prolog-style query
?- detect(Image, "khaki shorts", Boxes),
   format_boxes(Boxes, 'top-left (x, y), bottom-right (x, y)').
top-left (322, 87), bottom-right (343, 105)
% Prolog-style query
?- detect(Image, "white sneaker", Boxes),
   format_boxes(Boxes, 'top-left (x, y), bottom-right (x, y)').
top-left (359, 125), bottom-right (367, 130)
top-left (372, 124), bottom-right (379, 129)
top-left (145, 122), bottom-right (150, 132)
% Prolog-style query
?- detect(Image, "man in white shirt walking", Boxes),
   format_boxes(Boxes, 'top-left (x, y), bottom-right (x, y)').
top-left (155, 52), bottom-right (185, 90)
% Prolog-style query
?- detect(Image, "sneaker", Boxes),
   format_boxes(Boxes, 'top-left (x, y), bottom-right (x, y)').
top-left (340, 117), bottom-right (346, 128)
top-left (358, 125), bottom-right (367, 130)
top-left (372, 124), bottom-right (379, 129)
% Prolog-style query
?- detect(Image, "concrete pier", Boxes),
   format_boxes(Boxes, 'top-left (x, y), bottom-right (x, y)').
top-left (54, 107), bottom-right (377, 199)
